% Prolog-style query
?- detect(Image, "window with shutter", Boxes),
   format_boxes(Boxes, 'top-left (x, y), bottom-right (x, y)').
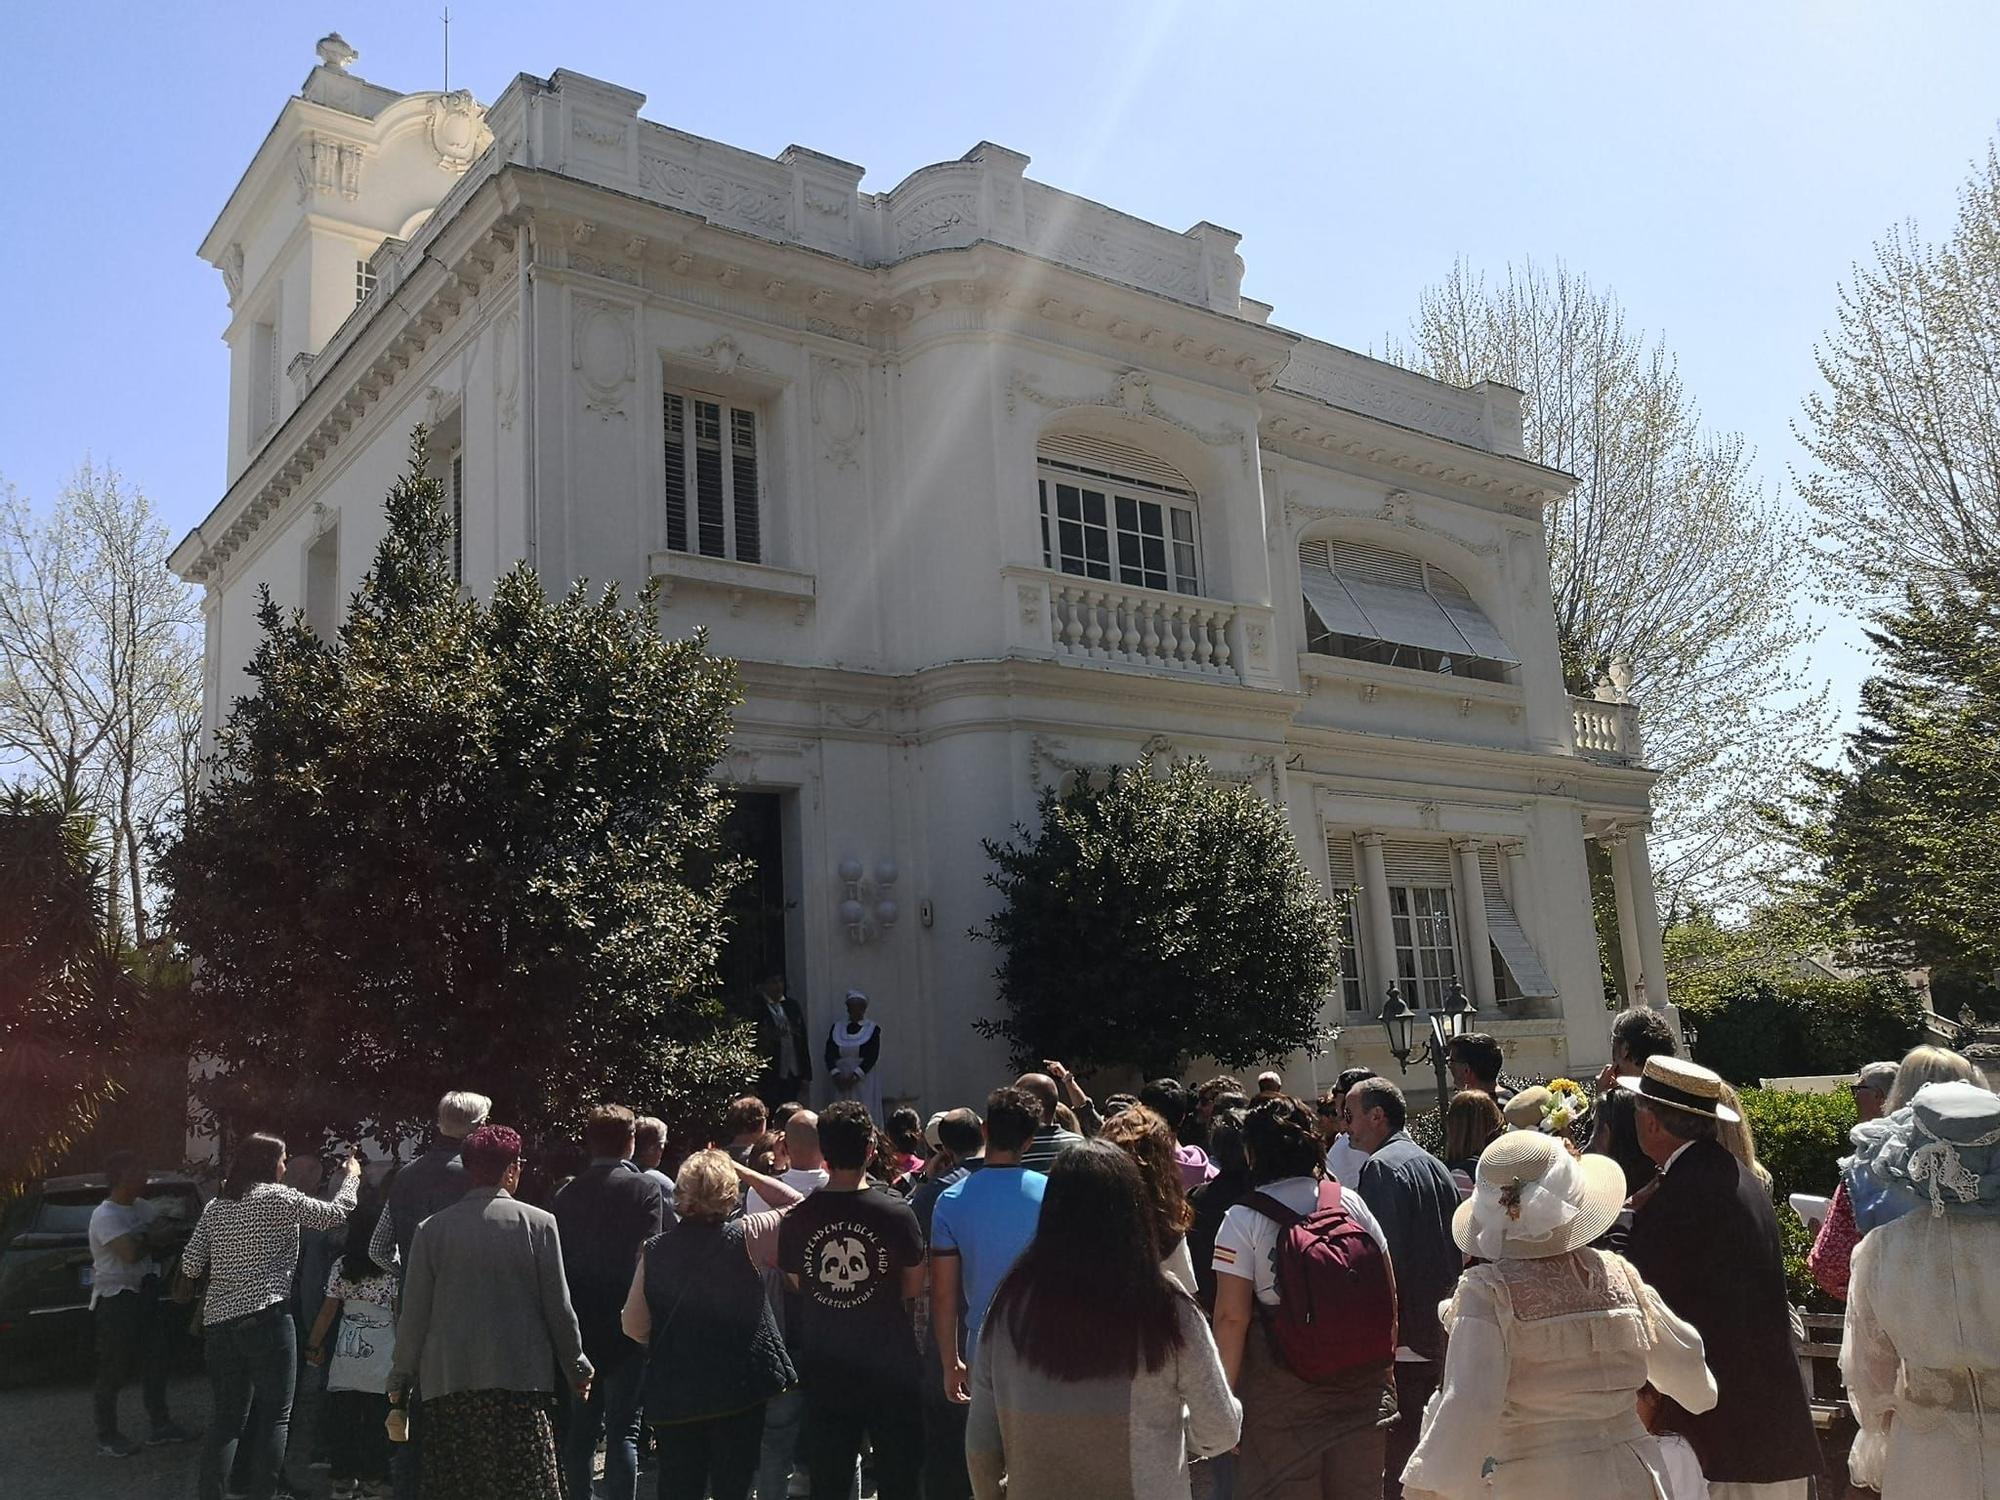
top-left (1035, 435), bottom-right (1202, 595)
top-left (663, 385), bottom-right (763, 563)
top-left (1326, 833), bottom-right (1365, 1013)
top-left (1380, 840), bottom-right (1459, 1006)
top-left (1298, 538), bottom-right (1516, 680)
top-left (1478, 847), bottom-right (1555, 1000)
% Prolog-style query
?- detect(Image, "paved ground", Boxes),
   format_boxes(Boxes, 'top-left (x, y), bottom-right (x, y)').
top-left (3, 1367), bottom-right (346, 1500)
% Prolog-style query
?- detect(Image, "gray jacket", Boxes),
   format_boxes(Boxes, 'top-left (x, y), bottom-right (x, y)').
top-left (388, 1187), bottom-right (590, 1400)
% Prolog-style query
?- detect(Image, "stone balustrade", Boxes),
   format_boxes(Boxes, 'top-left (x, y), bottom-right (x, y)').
top-left (1571, 695), bottom-right (1643, 764)
top-left (1004, 567), bottom-right (1249, 681)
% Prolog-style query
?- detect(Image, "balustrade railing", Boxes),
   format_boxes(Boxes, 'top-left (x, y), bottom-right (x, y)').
top-left (1047, 579), bottom-right (1238, 677)
top-left (1571, 696), bottom-right (1642, 763)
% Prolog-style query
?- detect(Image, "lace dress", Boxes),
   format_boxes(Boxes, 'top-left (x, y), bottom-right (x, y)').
top-left (1401, 1248), bottom-right (1716, 1500)
top-left (1842, 1208), bottom-right (2000, 1496)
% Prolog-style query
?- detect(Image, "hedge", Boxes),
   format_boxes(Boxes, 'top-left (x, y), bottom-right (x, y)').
top-left (1740, 1085), bottom-right (1856, 1311)
top-left (1680, 973), bottom-right (1924, 1086)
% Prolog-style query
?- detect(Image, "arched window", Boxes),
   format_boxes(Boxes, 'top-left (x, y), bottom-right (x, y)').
top-left (1299, 538), bottom-right (1516, 682)
top-left (1037, 434), bottom-right (1202, 596)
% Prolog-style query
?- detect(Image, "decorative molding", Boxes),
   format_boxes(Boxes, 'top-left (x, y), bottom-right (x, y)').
top-left (493, 310), bottom-right (520, 431)
top-left (638, 149), bottom-right (790, 236)
top-left (571, 296), bottom-right (634, 421)
top-left (1007, 369), bottom-right (1252, 468)
top-left (1277, 348), bottom-right (1487, 447)
top-left (570, 112), bottom-right (629, 152)
top-left (1282, 489), bottom-right (1503, 558)
top-left (670, 334), bottom-right (759, 378)
top-left (804, 185), bottom-right (850, 219)
top-left (895, 192), bottom-right (978, 255)
top-left (295, 134), bottom-right (363, 203)
top-left (1015, 583), bottom-right (1042, 627)
top-left (811, 357), bottom-right (865, 470)
top-left (429, 91), bottom-right (488, 174)
top-left (220, 243), bottom-right (244, 302)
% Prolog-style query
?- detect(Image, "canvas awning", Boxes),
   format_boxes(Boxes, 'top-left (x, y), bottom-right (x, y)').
top-left (1300, 560), bottom-right (1519, 666)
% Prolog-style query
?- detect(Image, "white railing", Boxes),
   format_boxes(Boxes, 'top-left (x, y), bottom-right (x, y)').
top-left (1571, 696), bottom-right (1643, 763)
top-left (1003, 567), bottom-right (1251, 681)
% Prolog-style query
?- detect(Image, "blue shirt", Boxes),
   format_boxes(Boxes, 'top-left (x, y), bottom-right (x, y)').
top-left (929, 1164), bottom-right (1046, 1357)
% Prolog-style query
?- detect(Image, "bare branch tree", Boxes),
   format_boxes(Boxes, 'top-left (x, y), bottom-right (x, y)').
top-left (1797, 140), bottom-right (2000, 595)
top-left (1390, 260), bottom-right (1830, 912)
top-left (0, 465), bottom-right (203, 943)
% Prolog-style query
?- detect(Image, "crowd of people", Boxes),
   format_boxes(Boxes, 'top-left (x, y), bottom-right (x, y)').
top-left (82, 1006), bottom-right (1999, 1500)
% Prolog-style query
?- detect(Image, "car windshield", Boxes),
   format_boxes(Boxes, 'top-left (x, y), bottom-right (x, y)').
top-left (32, 1193), bottom-right (102, 1235)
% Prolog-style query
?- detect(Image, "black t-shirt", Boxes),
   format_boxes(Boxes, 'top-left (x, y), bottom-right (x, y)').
top-left (777, 1183), bottom-right (925, 1388)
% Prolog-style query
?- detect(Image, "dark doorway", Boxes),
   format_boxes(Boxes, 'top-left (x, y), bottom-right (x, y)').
top-left (718, 791), bottom-right (788, 1009)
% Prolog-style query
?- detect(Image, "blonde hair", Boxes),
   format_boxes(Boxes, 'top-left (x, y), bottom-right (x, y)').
top-left (1887, 1045), bottom-right (1983, 1111)
top-left (1715, 1083), bottom-right (1771, 1190)
top-left (674, 1149), bottom-right (740, 1223)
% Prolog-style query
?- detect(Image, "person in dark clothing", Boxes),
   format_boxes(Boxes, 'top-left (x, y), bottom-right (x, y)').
top-left (1186, 1107), bottom-right (1250, 1312)
top-left (553, 1105), bottom-right (668, 1500)
top-left (750, 972), bottom-right (814, 1110)
top-left (368, 1088), bottom-right (489, 1500)
top-left (1348, 1077), bottom-right (1461, 1500)
top-left (778, 1100), bottom-right (927, 1500)
top-left (1443, 1033), bottom-right (1512, 1107)
top-left (1621, 1057), bottom-right (1819, 1498)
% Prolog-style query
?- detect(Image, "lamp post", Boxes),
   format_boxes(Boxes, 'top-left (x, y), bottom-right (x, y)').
top-left (1379, 981), bottom-right (1479, 1119)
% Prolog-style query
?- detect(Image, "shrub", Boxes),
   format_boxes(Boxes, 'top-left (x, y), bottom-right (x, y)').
top-left (1740, 1085), bottom-right (1856, 1313)
top-left (1680, 972), bottom-right (1924, 1084)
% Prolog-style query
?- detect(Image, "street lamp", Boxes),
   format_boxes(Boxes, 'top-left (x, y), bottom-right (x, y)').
top-left (1378, 981), bottom-right (1478, 1118)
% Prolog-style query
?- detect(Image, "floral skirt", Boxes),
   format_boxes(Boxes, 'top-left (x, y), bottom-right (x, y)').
top-left (419, 1388), bottom-right (562, 1500)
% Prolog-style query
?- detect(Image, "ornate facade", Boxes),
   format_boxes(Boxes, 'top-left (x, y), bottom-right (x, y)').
top-left (173, 46), bottom-right (1670, 1109)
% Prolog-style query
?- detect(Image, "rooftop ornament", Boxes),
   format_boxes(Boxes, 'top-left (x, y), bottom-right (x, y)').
top-left (316, 33), bottom-right (359, 73)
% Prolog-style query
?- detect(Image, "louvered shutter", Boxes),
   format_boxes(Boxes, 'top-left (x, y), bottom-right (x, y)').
top-left (1380, 840), bottom-right (1453, 885)
top-left (1300, 561), bottom-right (1374, 638)
top-left (1429, 568), bottom-right (1520, 664)
top-left (693, 399), bottom-right (727, 558)
top-left (1479, 847), bottom-right (1555, 998)
top-left (1036, 433), bottom-right (1195, 495)
top-left (1326, 832), bottom-right (1358, 890)
top-left (730, 407), bottom-right (761, 564)
top-left (663, 392), bottom-right (689, 552)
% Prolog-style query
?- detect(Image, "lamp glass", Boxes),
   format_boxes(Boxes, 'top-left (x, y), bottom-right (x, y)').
top-left (1378, 988), bottom-right (1416, 1062)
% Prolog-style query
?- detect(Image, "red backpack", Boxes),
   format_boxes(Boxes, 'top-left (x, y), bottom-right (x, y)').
top-left (1246, 1180), bottom-right (1396, 1382)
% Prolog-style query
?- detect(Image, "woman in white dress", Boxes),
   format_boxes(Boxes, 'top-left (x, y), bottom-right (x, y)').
top-left (824, 989), bottom-right (883, 1122)
top-left (1401, 1132), bottom-right (1717, 1500)
top-left (1842, 1079), bottom-right (2000, 1498)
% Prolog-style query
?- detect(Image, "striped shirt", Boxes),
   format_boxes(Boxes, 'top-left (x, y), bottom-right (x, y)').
top-left (183, 1177), bottom-right (356, 1325)
top-left (1016, 1124), bottom-right (1086, 1176)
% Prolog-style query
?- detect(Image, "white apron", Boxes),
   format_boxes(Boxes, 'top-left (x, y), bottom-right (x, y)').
top-left (827, 1020), bottom-right (883, 1122)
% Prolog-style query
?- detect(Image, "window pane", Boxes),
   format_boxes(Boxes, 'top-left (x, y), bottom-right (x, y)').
top-left (1137, 500), bottom-right (1165, 537)
top-left (1141, 535), bottom-right (1166, 574)
top-left (1058, 520), bottom-right (1085, 573)
top-left (663, 393), bottom-right (688, 552)
top-left (1039, 480), bottom-right (1052, 569)
top-left (694, 400), bottom-right (725, 558)
top-left (1058, 484), bottom-right (1082, 523)
top-left (1081, 489), bottom-right (1106, 528)
top-left (1174, 541), bottom-right (1198, 594)
top-left (1171, 508), bottom-right (1194, 543)
top-left (1115, 494), bottom-right (1138, 532)
top-left (1117, 532), bottom-right (1142, 575)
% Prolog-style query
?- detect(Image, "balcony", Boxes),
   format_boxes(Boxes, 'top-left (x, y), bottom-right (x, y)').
top-left (1571, 695), bottom-right (1643, 765)
top-left (1001, 566), bottom-right (1273, 684)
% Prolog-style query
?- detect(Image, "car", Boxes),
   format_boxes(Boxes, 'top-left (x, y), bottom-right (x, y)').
top-left (0, 1172), bottom-right (203, 1379)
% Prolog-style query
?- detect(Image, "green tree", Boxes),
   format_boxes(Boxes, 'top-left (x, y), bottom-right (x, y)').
top-left (1392, 260), bottom-right (1828, 912)
top-left (1784, 566), bottom-right (2000, 1020)
top-left (155, 435), bottom-right (759, 1154)
top-left (974, 757), bottom-right (1343, 1079)
top-left (0, 786), bottom-right (139, 1189)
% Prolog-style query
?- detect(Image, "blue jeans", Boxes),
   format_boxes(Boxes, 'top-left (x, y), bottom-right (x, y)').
top-left (199, 1304), bottom-right (296, 1500)
top-left (562, 1353), bottom-right (645, 1500)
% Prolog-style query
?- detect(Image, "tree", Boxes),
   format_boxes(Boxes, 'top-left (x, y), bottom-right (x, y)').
top-left (1782, 566), bottom-right (2000, 1019)
top-left (0, 786), bottom-right (139, 1190)
top-left (154, 434), bottom-right (760, 1154)
top-left (1798, 139), bottom-right (2000, 595)
top-left (0, 465), bottom-right (202, 944)
top-left (973, 757), bottom-right (1343, 1079)
top-left (1391, 260), bottom-right (1828, 912)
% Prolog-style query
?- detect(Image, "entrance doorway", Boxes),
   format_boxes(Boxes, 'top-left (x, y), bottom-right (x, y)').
top-left (718, 791), bottom-right (789, 1009)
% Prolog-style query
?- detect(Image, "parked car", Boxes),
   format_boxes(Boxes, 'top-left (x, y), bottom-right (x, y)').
top-left (0, 1172), bottom-right (202, 1379)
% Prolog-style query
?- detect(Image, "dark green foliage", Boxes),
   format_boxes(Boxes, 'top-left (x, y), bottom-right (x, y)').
top-left (1738, 1086), bottom-right (1857, 1311)
top-left (155, 434), bottom-right (758, 1155)
top-left (1783, 569), bottom-right (2000, 1023)
top-left (1679, 973), bottom-right (1925, 1085)
top-left (973, 758), bottom-right (1344, 1079)
top-left (0, 787), bottom-right (139, 1189)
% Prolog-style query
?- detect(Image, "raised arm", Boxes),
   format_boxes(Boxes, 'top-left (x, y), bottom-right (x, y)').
top-left (289, 1160), bottom-right (360, 1232)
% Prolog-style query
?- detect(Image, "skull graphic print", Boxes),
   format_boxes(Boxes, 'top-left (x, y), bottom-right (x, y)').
top-left (801, 1222), bottom-right (892, 1309)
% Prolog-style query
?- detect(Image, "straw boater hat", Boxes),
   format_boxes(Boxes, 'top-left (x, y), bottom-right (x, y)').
top-left (1614, 1055), bottom-right (1740, 1124)
top-left (1453, 1131), bottom-right (1627, 1260)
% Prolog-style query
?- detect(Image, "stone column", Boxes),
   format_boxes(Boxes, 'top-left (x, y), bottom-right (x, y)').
top-left (1604, 829), bottom-right (1648, 1008)
top-left (1625, 823), bottom-right (1671, 1010)
top-left (1452, 838), bottom-right (1497, 1009)
top-left (1355, 832), bottom-right (1400, 1010)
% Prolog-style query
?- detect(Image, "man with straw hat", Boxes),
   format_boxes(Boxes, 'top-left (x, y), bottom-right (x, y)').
top-left (1841, 1078), bottom-right (2000, 1497)
top-left (1620, 1057), bottom-right (1819, 1499)
top-left (1399, 1131), bottom-right (1715, 1499)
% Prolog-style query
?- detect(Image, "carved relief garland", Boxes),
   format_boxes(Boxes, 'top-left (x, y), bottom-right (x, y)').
top-left (1007, 369), bottom-right (1252, 469)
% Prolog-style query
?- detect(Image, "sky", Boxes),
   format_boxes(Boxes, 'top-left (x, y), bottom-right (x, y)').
top-left (4, 1), bottom-right (1997, 752)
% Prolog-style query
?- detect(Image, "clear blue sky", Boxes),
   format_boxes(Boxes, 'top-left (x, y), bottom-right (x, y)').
top-left (5, 2), bottom-right (1997, 748)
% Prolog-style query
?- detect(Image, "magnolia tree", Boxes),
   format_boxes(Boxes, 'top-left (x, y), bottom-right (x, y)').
top-left (155, 435), bottom-right (761, 1153)
top-left (974, 757), bottom-right (1343, 1080)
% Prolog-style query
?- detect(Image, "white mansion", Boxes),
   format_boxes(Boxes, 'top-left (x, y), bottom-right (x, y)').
top-left (172, 43), bottom-right (1671, 1110)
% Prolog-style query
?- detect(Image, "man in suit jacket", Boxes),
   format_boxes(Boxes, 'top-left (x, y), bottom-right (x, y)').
top-left (553, 1105), bottom-right (668, 1500)
top-left (1622, 1056), bottom-right (1819, 1499)
top-left (1350, 1076), bottom-right (1462, 1500)
top-left (750, 972), bottom-right (814, 1108)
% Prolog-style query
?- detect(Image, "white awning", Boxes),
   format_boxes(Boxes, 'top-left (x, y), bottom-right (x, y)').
top-left (1480, 849), bottom-right (1555, 998)
top-left (1435, 592), bottom-right (1520, 666)
top-left (1341, 575), bottom-right (1478, 658)
top-left (1299, 543), bottom-right (1518, 666)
